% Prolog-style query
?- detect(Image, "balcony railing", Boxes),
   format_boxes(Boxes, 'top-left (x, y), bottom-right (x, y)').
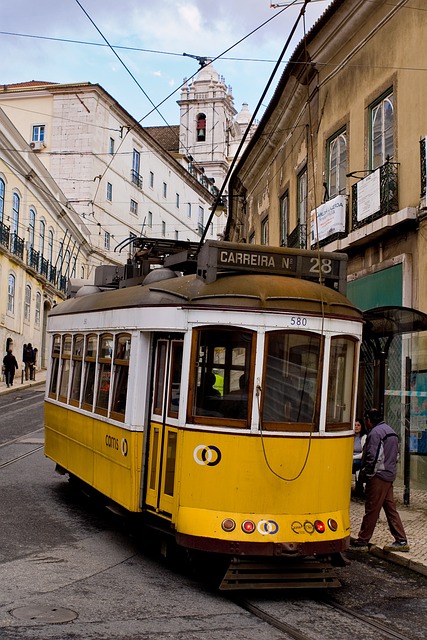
top-left (27, 246), bottom-right (40, 270)
top-left (0, 226), bottom-right (65, 293)
top-left (351, 158), bottom-right (399, 231)
top-left (131, 170), bottom-right (143, 188)
top-left (287, 223), bottom-right (307, 249)
top-left (0, 220), bottom-right (9, 249)
top-left (40, 256), bottom-right (49, 279)
top-left (10, 233), bottom-right (24, 259)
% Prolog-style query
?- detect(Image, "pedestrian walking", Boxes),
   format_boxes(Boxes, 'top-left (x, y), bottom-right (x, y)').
top-left (23, 343), bottom-right (36, 381)
top-left (350, 407), bottom-right (409, 552)
top-left (3, 349), bottom-right (19, 388)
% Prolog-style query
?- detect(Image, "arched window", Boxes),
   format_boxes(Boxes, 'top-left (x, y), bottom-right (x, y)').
top-left (24, 284), bottom-right (31, 322)
top-left (8, 274), bottom-right (16, 314)
top-left (47, 228), bottom-right (54, 265)
top-left (39, 219), bottom-right (45, 258)
top-left (28, 209), bottom-right (36, 249)
top-left (0, 178), bottom-right (5, 224)
top-left (11, 193), bottom-right (20, 235)
top-left (35, 291), bottom-right (41, 326)
top-left (196, 113), bottom-right (206, 142)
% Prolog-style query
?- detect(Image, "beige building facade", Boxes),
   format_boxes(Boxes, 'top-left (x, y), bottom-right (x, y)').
top-left (226, 0), bottom-right (427, 462)
top-left (0, 106), bottom-right (91, 369)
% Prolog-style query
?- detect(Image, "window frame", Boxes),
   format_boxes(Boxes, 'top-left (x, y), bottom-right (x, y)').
top-left (110, 333), bottom-right (131, 422)
top-left (261, 216), bottom-right (269, 245)
top-left (94, 333), bottom-right (114, 416)
top-left (261, 329), bottom-right (324, 432)
top-left (0, 177), bottom-right (4, 223)
top-left (48, 334), bottom-right (61, 398)
top-left (279, 191), bottom-right (289, 246)
top-left (187, 325), bottom-right (256, 428)
top-left (32, 125), bottom-right (45, 142)
top-left (369, 89), bottom-right (394, 171)
top-left (326, 128), bottom-right (347, 198)
top-left (24, 283), bottom-right (31, 322)
top-left (325, 335), bottom-right (357, 432)
top-left (7, 273), bottom-right (16, 314)
top-left (58, 334), bottom-right (72, 403)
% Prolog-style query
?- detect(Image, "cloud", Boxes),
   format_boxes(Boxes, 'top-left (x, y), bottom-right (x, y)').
top-left (0, 0), bottom-right (332, 126)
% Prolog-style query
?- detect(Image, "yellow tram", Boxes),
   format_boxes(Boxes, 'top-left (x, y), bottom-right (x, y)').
top-left (44, 240), bottom-right (363, 588)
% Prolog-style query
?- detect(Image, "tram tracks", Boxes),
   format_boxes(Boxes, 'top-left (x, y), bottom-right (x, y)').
top-left (0, 426), bottom-right (44, 470)
top-left (234, 596), bottom-right (413, 640)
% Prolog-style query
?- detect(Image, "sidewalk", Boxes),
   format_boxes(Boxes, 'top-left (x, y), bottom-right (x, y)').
top-left (349, 486), bottom-right (427, 577)
top-left (0, 367), bottom-right (47, 393)
top-left (1, 371), bottom-right (426, 578)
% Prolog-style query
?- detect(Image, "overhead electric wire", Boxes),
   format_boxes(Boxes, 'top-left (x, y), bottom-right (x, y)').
top-left (71, 0), bottom-right (296, 210)
top-left (203, 0), bottom-right (312, 248)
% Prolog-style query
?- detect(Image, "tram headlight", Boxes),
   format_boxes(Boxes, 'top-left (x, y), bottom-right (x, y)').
top-left (221, 518), bottom-right (236, 532)
top-left (241, 520), bottom-right (256, 534)
top-left (327, 518), bottom-right (338, 532)
top-left (314, 520), bottom-right (326, 534)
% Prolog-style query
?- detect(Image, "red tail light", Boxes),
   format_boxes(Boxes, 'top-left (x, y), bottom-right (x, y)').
top-left (241, 520), bottom-right (256, 534)
top-left (314, 520), bottom-right (326, 533)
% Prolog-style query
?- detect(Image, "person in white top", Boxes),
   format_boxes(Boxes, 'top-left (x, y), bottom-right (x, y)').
top-left (352, 418), bottom-right (366, 497)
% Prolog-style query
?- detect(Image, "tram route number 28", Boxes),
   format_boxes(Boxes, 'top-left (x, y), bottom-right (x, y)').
top-left (308, 257), bottom-right (333, 274)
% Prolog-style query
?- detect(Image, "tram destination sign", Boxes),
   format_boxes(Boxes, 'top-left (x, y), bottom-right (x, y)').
top-left (197, 241), bottom-right (348, 294)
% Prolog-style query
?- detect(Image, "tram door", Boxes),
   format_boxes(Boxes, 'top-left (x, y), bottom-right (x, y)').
top-left (144, 335), bottom-right (183, 518)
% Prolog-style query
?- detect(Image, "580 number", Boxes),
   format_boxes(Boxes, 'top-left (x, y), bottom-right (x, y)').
top-left (290, 317), bottom-right (308, 327)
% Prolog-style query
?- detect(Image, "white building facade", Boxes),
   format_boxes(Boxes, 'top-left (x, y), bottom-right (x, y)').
top-left (0, 82), bottom-right (223, 269)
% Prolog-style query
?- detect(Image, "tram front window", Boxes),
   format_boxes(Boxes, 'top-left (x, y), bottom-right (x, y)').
top-left (326, 336), bottom-right (356, 431)
top-left (190, 327), bottom-right (255, 423)
top-left (262, 331), bottom-right (322, 430)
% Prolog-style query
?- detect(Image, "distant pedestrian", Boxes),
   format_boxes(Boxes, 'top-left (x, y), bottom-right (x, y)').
top-left (23, 343), bottom-right (36, 381)
top-left (350, 408), bottom-right (409, 552)
top-left (3, 349), bottom-right (18, 388)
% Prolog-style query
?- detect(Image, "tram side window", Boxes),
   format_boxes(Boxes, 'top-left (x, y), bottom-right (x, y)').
top-left (48, 334), bottom-right (61, 398)
top-left (262, 331), bottom-right (322, 430)
top-left (110, 333), bottom-right (131, 421)
top-left (95, 333), bottom-right (113, 416)
top-left (189, 327), bottom-right (254, 423)
top-left (82, 334), bottom-right (98, 411)
top-left (70, 334), bottom-right (84, 406)
top-left (326, 336), bottom-right (356, 431)
top-left (168, 341), bottom-right (183, 419)
top-left (58, 334), bottom-right (72, 402)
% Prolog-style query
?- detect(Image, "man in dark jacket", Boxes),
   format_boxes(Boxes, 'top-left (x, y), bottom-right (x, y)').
top-left (23, 343), bottom-right (36, 381)
top-left (350, 408), bottom-right (409, 552)
top-left (3, 349), bottom-right (18, 388)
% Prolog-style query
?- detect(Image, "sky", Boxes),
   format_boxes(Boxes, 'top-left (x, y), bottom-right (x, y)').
top-left (1, 0), bottom-right (332, 128)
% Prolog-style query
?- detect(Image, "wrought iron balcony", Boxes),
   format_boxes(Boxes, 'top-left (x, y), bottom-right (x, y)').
top-left (40, 257), bottom-right (49, 279)
top-left (27, 246), bottom-right (40, 270)
top-left (0, 220), bottom-right (9, 249)
top-left (287, 223), bottom-right (307, 249)
top-left (49, 265), bottom-right (57, 284)
top-left (131, 170), bottom-right (143, 188)
top-left (10, 233), bottom-right (24, 259)
top-left (351, 158), bottom-right (399, 231)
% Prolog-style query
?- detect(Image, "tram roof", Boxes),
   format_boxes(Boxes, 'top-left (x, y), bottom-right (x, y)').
top-left (49, 271), bottom-right (363, 321)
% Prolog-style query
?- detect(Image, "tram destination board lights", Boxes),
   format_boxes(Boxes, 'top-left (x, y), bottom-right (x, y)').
top-left (196, 241), bottom-right (348, 294)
